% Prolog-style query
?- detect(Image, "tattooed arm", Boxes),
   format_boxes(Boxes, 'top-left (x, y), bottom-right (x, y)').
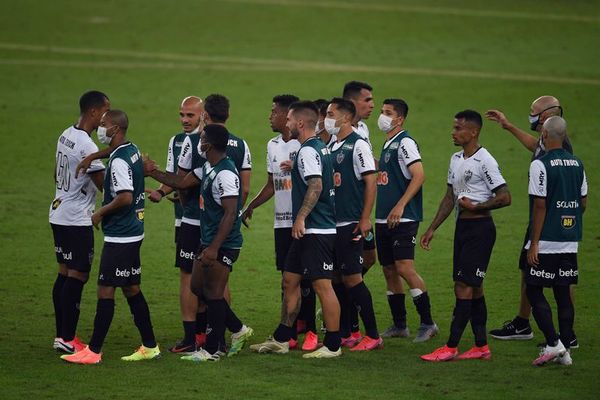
top-left (291, 177), bottom-right (322, 239)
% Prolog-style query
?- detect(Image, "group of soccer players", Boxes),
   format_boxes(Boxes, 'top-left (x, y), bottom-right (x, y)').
top-left (49, 84), bottom-right (587, 366)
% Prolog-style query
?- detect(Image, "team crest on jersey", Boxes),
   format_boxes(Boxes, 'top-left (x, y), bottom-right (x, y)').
top-left (384, 152), bottom-right (391, 163)
top-left (336, 152), bottom-right (345, 164)
top-left (51, 198), bottom-right (62, 210)
top-left (136, 209), bottom-right (145, 221)
top-left (561, 215), bottom-right (576, 229)
top-left (464, 169), bottom-right (473, 183)
top-left (289, 152), bottom-right (297, 162)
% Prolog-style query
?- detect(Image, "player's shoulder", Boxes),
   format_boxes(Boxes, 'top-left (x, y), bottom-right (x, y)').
top-left (475, 147), bottom-right (498, 164)
top-left (451, 150), bottom-right (463, 160)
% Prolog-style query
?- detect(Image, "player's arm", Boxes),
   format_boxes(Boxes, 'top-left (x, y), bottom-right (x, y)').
top-left (292, 177), bottom-right (322, 239)
top-left (92, 192), bottom-right (133, 229)
top-left (527, 197), bottom-right (546, 267)
top-left (485, 109), bottom-right (537, 152)
top-left (148, 137), bottom-right (176, 203)
top-left (388, 161), bottom-right (424, 228)
top-left (91, 158), bottom-right (132, 228)
top-left (205, 197), bottom-right (238, 255)
top-left (459, 185), bottom-right (511, 211)
top-left (357, 172), bottom-right (376, 236)
top-left (240, 170), bottom-right (251, 207)
top-left (420, 185), bottom-right (454, 250)
top-left (241, 173), bottom-right (274, 226)
top-left (148, 168), bottom-right (200, 190)
top-left (76, 145), bottom-right (115, 178)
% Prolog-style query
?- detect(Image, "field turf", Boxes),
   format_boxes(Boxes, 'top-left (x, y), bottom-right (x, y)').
top-left (0, 1), bottom-right (599, 399)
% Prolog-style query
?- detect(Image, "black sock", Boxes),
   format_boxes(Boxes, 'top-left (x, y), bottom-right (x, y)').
top-left (526, 285), bottom-right (559, 346)
top-left (60, 277), bottom-right (85, 341)
top-left (323, 331), bottom-right (341, 352)
top-left (89, 298), bottom-right (115, 353)
top-left (413, 291), bottom-right (434, 325)
top-left (273, 323), bottom-right (294, 343)
top-left (471, 296), bottom-right (488, 347)
top-left (302, 284), bottom-right (317, 333)
top-left (514, 315), bottom-right (530, 328)
top-left (447, 299), bottom-right (472, 348)
top-left (349, 282), bottom-right (379, 339)
top-left (224, 302), bottom-right (243, 333)
top-left (553, 286), bottom-right (574, 348)
top-left (183, 321), bottom-right (196, 344)
top-left (126, 292), bottom-right (156, 348)
top-left (350, 306), bottom-right (360, 334)
top-left (333, 283), bottom-right (351, 338)
top-left (52, 274), bottom-right (67, 338)
top-left (387, 293), bottom-right (407, 329)
top-left (196, 311), bottom-right (207, 334)
top-left (205, 299), bottom-right (227, 354)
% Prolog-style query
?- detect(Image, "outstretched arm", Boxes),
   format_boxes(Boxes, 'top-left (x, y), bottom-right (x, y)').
top-left (485, 109), bottom-right (537, 152)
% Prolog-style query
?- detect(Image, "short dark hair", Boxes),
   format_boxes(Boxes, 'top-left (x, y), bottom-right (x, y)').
top-left (204, 124), bottom-right (229, 152)
top-left (313, 99), bottom-right (329, 117)
top-left (105, 109), bottom-right (128, 131)
top-left (273, 94), bottom-right (299, 109)
top-left (204, 94), bottom-right (230, 123)
top-left (342, 81), bottom-right (372, 100)
top-left (329, 97), bottom-right (356, 119)
top-left (79, 90), bottom-right (108, 114)
top-left (383, 98), bottom-right (409, 118)
top-left (454, 109), bottom-right (483, 129)
top-left (289, 101), bottom-right (319, 127)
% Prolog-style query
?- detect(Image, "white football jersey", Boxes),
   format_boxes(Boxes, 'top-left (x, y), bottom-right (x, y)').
top-left (447, 147), bottom-right (506, 205)
top-left (49, 126), bottom-right (105, 226)
top-left (266, 135), bottom-right (300, 228)
top-left (354, 120), bottom-right (370, 142)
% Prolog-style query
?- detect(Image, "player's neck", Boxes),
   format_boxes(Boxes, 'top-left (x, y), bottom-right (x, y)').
top-left (336, 125), bottom-right (353, 141)
top-left (299, 131), bottom-right (316, 144)
top-left (462, 142), bottom-right (481, 158)
top-left (386, 125), bottom-right (404, 140)
top-left (76, 116), bottom-right (94, 135)
top-left (281, 129), bottom-right (292, 142)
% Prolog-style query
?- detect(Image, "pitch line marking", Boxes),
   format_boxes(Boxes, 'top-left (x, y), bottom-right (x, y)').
top-left (1, 43), bottom-right (599, 86)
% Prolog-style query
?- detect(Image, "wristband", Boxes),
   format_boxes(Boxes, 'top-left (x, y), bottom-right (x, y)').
top-left (157, 189), bottom-right (166, 197)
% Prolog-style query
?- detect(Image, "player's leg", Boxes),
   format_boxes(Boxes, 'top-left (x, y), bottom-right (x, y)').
top-left (50, 224), bottom-right (69, 345)
top-left (344, 272), bottom-right (382, 351)
top-left (201, 257), bottom-right (231, 356)
top-left (89, 285), bottom-right (117, 354)
top-left (312, 278), bottom-right (341, 353)
top-left (376, 223), bottom-right (408, 337)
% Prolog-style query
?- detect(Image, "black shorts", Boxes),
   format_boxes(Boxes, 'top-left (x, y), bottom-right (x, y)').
top-left (375, 222), bottom-right (419, 266)
top-left (176, 222), bottom-right (201, 273)
top-left (518, 228), bottom-right (529, 271)
top-left (524, 253), bottom-right (578, 287)
top-left (284, 234), bottom-right (335, 280)
top-left (274, 228), bottom-right (294, 271)
top-left (335, 224), bottom-right (364, 275)
top-left (174, 223), bottom-right (181, 244)
top-left (363, 228), bottom-right (376, 251)
top-left (453, 217), bottom-right (496, 287)
top-left (197, 245), bottom-right (240, 271)
top-left (50, 224), bottom-right (94, 272)
top-left (98, 240), bottom-right (142, 287)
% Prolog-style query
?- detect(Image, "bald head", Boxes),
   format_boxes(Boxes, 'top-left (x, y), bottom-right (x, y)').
top-left (105, 109), bottom-right (129, 132)
top-left (181, 96), bottom-right (203, 109)
top-left (543, 116), bottom-right (567, 142)
top-left (531, 95), bottom-right (560, 114)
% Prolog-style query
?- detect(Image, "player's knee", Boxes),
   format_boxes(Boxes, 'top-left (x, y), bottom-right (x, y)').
top-left (122, 285), bottom-right (140, 298)
top-left (68, 270), bottom-right (89, 283)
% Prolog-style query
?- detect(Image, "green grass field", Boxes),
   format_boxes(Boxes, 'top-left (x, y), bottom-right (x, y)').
top-left (1, 0), bottom-right (599, 399)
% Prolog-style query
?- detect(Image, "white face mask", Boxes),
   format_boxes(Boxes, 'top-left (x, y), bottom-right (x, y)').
top-left (324, 117), bottom-right (340, 136)
top-left (96, 126), bottom-right (113, 145)
top-left (378, 114), bottom-right (395, 133)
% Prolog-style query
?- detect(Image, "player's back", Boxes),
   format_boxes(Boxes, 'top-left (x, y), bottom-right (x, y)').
top-left (49, 126), bottom-right (105, 226)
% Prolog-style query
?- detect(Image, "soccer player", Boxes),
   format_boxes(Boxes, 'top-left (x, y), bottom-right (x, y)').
top-left (250, 101), bottom-right (342, 359)
top-left (525, 116), bottom-right (586, 366)
top-left (486, 96), bottom-right (575, 344)
top-left (325, 98), bottom-right (381, 351)
top-left (144, 124), bottom-right (253, 361)
top-left (375, 99), bottom-right (436, 341)
top-left (50, 90), bottom-right (109, 353)
top-left (242, 94), bottom-right (321, 350)
top-left (62, 110), bottom-right (160, 364)
top-left (149, 96), bottom-right (205, 354)
top-left (420, 110), bottom-right (511, 362)
top-left (314, 98), bottom-right (336, 147)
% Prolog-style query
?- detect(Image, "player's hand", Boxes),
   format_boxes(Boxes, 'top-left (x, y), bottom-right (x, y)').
top-left (420, 229), bottom-right (434, 250)
top-left (91, 211), bottom-right (103, 229)
top-left (76, 156), bottom-right (93, 178)
top-left (279, 160), bottom-right (293, 172)
top-left (147, 189), bottom-right (163, 203)
top-left (387, 204), bottom-right (405, 229)
top-left (292, 218), bottom-right (305, 239)
top-left (485, 109), bottom-right (513, 130)
top-left (458, 197), bottom-right (477, 211)
top-left (241, 207), bottom-right (253, 228)
top-left (165, 195), bottom-right (178, 203)
top-left (143, 158), bottom-right (158, 176)
top-left (199, 246), bottom-right (218, 266)
top-left (353, 217), bottom-right (372, 238)
top-left (527, 242), bottom-right (540, 267)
